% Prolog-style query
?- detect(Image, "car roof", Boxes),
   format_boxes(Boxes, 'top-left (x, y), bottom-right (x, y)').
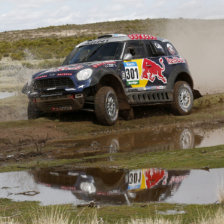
top-left (78, 34), bottom-right (169, 47)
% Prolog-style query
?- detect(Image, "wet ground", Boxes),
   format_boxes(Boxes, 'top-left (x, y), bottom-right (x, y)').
top-left (48, 125), bottom-right (224, 160)
top-left (0, 93), bottom-right (224, 208)
top-left (0, 123), bottom-right (224, 166)
top-left (0, 167), bottom-right (223, 206)
top-left (0, 124), bottom-right (224, 206)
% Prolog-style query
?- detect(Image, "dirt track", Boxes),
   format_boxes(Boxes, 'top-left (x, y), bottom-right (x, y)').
top-left (0, 92), bottom-right (224, 167)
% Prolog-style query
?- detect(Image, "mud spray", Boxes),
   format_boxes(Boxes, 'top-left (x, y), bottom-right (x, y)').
top-left (164, 19), bottom-right (224, 94)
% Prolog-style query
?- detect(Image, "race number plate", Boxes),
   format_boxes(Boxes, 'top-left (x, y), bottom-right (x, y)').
top-left (124, 62), bottom-right (140, 85)
top-left (128, 169), bottom-right (142, 190)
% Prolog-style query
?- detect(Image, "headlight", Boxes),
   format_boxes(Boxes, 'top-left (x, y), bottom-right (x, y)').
top-left (80, 182), bottom-right (96, 194)
top-left (76, 68), bottom-right (93, 81)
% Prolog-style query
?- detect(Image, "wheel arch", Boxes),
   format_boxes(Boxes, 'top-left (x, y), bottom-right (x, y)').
top-left (174, 72), bottom-right (194, 89)
top-left (97, 74), bottom-right (131, 110)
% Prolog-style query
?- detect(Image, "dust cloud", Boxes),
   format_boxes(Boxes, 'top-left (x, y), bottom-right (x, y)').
top-left (164, 19), bottom-right (224, 94)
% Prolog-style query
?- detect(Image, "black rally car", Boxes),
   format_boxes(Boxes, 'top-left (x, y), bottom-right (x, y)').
top-left (23, 34), bottom-right (201, 125)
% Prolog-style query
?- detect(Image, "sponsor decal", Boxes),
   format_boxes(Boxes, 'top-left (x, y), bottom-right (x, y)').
top-left (168, 175), bottom-right (188, 185)
top-left (142, 58), bottom-right (167, 84)
top-left (127, 86), bottom-right (165, 92)
top-left (92, 61), bottom-right (116, 68)
top-left (145, 169), bottom-right (167, 189)
top-left (123, 61), bottom-right (140, 85)
top-left (87, 39), bottom-right (109, 45)
top-left (57, 73), bottom-right (73, 76)
top-left (48, 73), bottom-right (56, 77)
top-left (165, 57), bottom-right (186, 65)
top-left (60, 186), bottom-right (76, 191)
top-left (51, 106), bottom-right (73, 112)
top-left (127, 168), bottom-right (168, 190)
top-left (128, 34), bottom-right (157, 40)
top-left (57, 65), bottom-right (84, 71)
top-left (121, 71), bottom-right (126, 80)
top-left (35, 75), bottom-right (47, 80)
top-left (145, 86), bottom-right (165, 90)
top-left (40, 65), bottom-right (84, 75)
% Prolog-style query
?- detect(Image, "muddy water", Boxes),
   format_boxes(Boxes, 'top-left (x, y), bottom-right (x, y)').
top-left (0, 92), bottom-right (16, 99)
top-left (52, 126), bottom-right (224, 160)
top-left (0, 167), bottom-right (223, 206)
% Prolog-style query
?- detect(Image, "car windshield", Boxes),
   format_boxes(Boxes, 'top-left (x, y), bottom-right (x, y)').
top-left (63, 42), bottom-right (123, 65)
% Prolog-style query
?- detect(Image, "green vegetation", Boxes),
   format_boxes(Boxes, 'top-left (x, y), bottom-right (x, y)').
top-left (84, 144), bottom-right (224, 169)
top-left (0, 19), bottom-right (224, 61)
top-left (0, 199), bottom-right (223, 224)
top-left (1, 143), bottom-right (224, 173)
top-left (0, 36), bottom-right (96, 61)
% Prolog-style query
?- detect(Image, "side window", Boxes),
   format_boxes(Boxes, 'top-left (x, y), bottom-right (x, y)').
top-left (145, 40), bottom-right (154, 57)
top-left (166, 42), bottom-right (178, 56)
top-left (124, 41), bottom-right (146, 59)
top-left (151, 41), bottom-right (166, 56)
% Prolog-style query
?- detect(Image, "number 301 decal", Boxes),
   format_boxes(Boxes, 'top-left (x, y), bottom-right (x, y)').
top-left (124, 62), bottom-right (139, 85)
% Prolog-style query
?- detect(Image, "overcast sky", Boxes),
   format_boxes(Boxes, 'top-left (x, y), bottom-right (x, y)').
top-left (0, 0), bottom-right (224, 32)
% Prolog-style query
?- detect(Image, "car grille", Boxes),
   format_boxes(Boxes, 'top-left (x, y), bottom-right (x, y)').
top-left (33, 77), bottom-right (74, 90)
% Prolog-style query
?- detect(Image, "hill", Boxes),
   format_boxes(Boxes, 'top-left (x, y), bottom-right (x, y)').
top-left (0, 18), bottom-right (223, 61)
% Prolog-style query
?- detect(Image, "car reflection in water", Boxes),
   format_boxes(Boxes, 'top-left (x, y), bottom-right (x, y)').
top-left (32, 167), bottom-right (189, 205)
top-left (52, 127), bottom-right (203, 161)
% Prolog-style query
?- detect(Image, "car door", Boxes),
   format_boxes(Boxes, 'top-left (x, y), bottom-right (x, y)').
top-left (142, 40), bottom-right (169, 90)
top-left (122, 40), bottom-right (169, 92)
top-left (122, 40), bottom-right (148, 91)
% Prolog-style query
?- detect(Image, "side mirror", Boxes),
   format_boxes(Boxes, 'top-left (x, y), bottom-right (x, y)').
top-left (123, 53), bottom-right (133, 61)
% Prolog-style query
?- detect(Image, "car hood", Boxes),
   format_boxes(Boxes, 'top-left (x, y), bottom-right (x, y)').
top-left (33, 61), bottom-right (118, 79)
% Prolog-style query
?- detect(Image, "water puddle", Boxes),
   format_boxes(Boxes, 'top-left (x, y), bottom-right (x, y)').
top-left (0, 167), bottom-right (223, 206)
top-left (0, 92), bottom-right (16, 99)
top-left (53, 125), bottom-right (224, 160)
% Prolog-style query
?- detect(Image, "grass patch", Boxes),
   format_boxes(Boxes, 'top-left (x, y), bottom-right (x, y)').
top-left (0, 199), bottom-right (223, 224)
top-left (1, 144), bottom-right (224, 173)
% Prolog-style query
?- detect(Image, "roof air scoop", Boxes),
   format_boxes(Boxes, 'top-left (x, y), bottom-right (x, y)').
top-left (97, 34), bottom-right (127, 39)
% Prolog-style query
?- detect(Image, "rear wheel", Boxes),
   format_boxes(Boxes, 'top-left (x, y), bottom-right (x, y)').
top-left (172, 81), bottom-right (193, 115)
top-left (94, 86), bottom-right (119, 126)
top-left (28, 101), bottom-right (42, 119)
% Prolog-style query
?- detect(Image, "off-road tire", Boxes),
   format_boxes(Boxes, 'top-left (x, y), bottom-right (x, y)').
top-left (28, 101), bottom-right (42, 119)
top-left (172, 81), bottom-right (193, 115)
top-left (94, 86), bottom-right (119, 126)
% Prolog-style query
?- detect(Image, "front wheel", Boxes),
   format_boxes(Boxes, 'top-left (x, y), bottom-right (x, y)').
top-left (171, 81), bottom-right (193, 115)
top-left (94, 86), bottom-right (119, 126)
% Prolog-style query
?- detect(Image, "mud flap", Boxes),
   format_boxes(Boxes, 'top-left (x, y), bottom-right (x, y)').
top-left (193, 89), bottom-right (202, 99)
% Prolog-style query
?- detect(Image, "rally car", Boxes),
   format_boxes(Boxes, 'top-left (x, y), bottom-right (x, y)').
top-left (32, 167), bottom-right (189, 205)
top-left (22, 34), bottom-right (201, 125)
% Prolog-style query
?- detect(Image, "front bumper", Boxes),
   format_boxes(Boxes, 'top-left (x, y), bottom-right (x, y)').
top-left (32, 93), bottom-right (85, 113)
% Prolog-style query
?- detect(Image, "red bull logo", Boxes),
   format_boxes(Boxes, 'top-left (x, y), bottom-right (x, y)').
top-left (145, 169), bottom-right (166, 189)
top-left (142, 58), bottom-right (167, 84)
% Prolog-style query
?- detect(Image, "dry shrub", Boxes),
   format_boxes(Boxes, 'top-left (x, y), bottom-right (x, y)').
top-left (199, 209), bottom-right (224, 224)
top-left (0, 217), bottom-right (19, 224)
top-left (33, 207), bottom-right (72, 224)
